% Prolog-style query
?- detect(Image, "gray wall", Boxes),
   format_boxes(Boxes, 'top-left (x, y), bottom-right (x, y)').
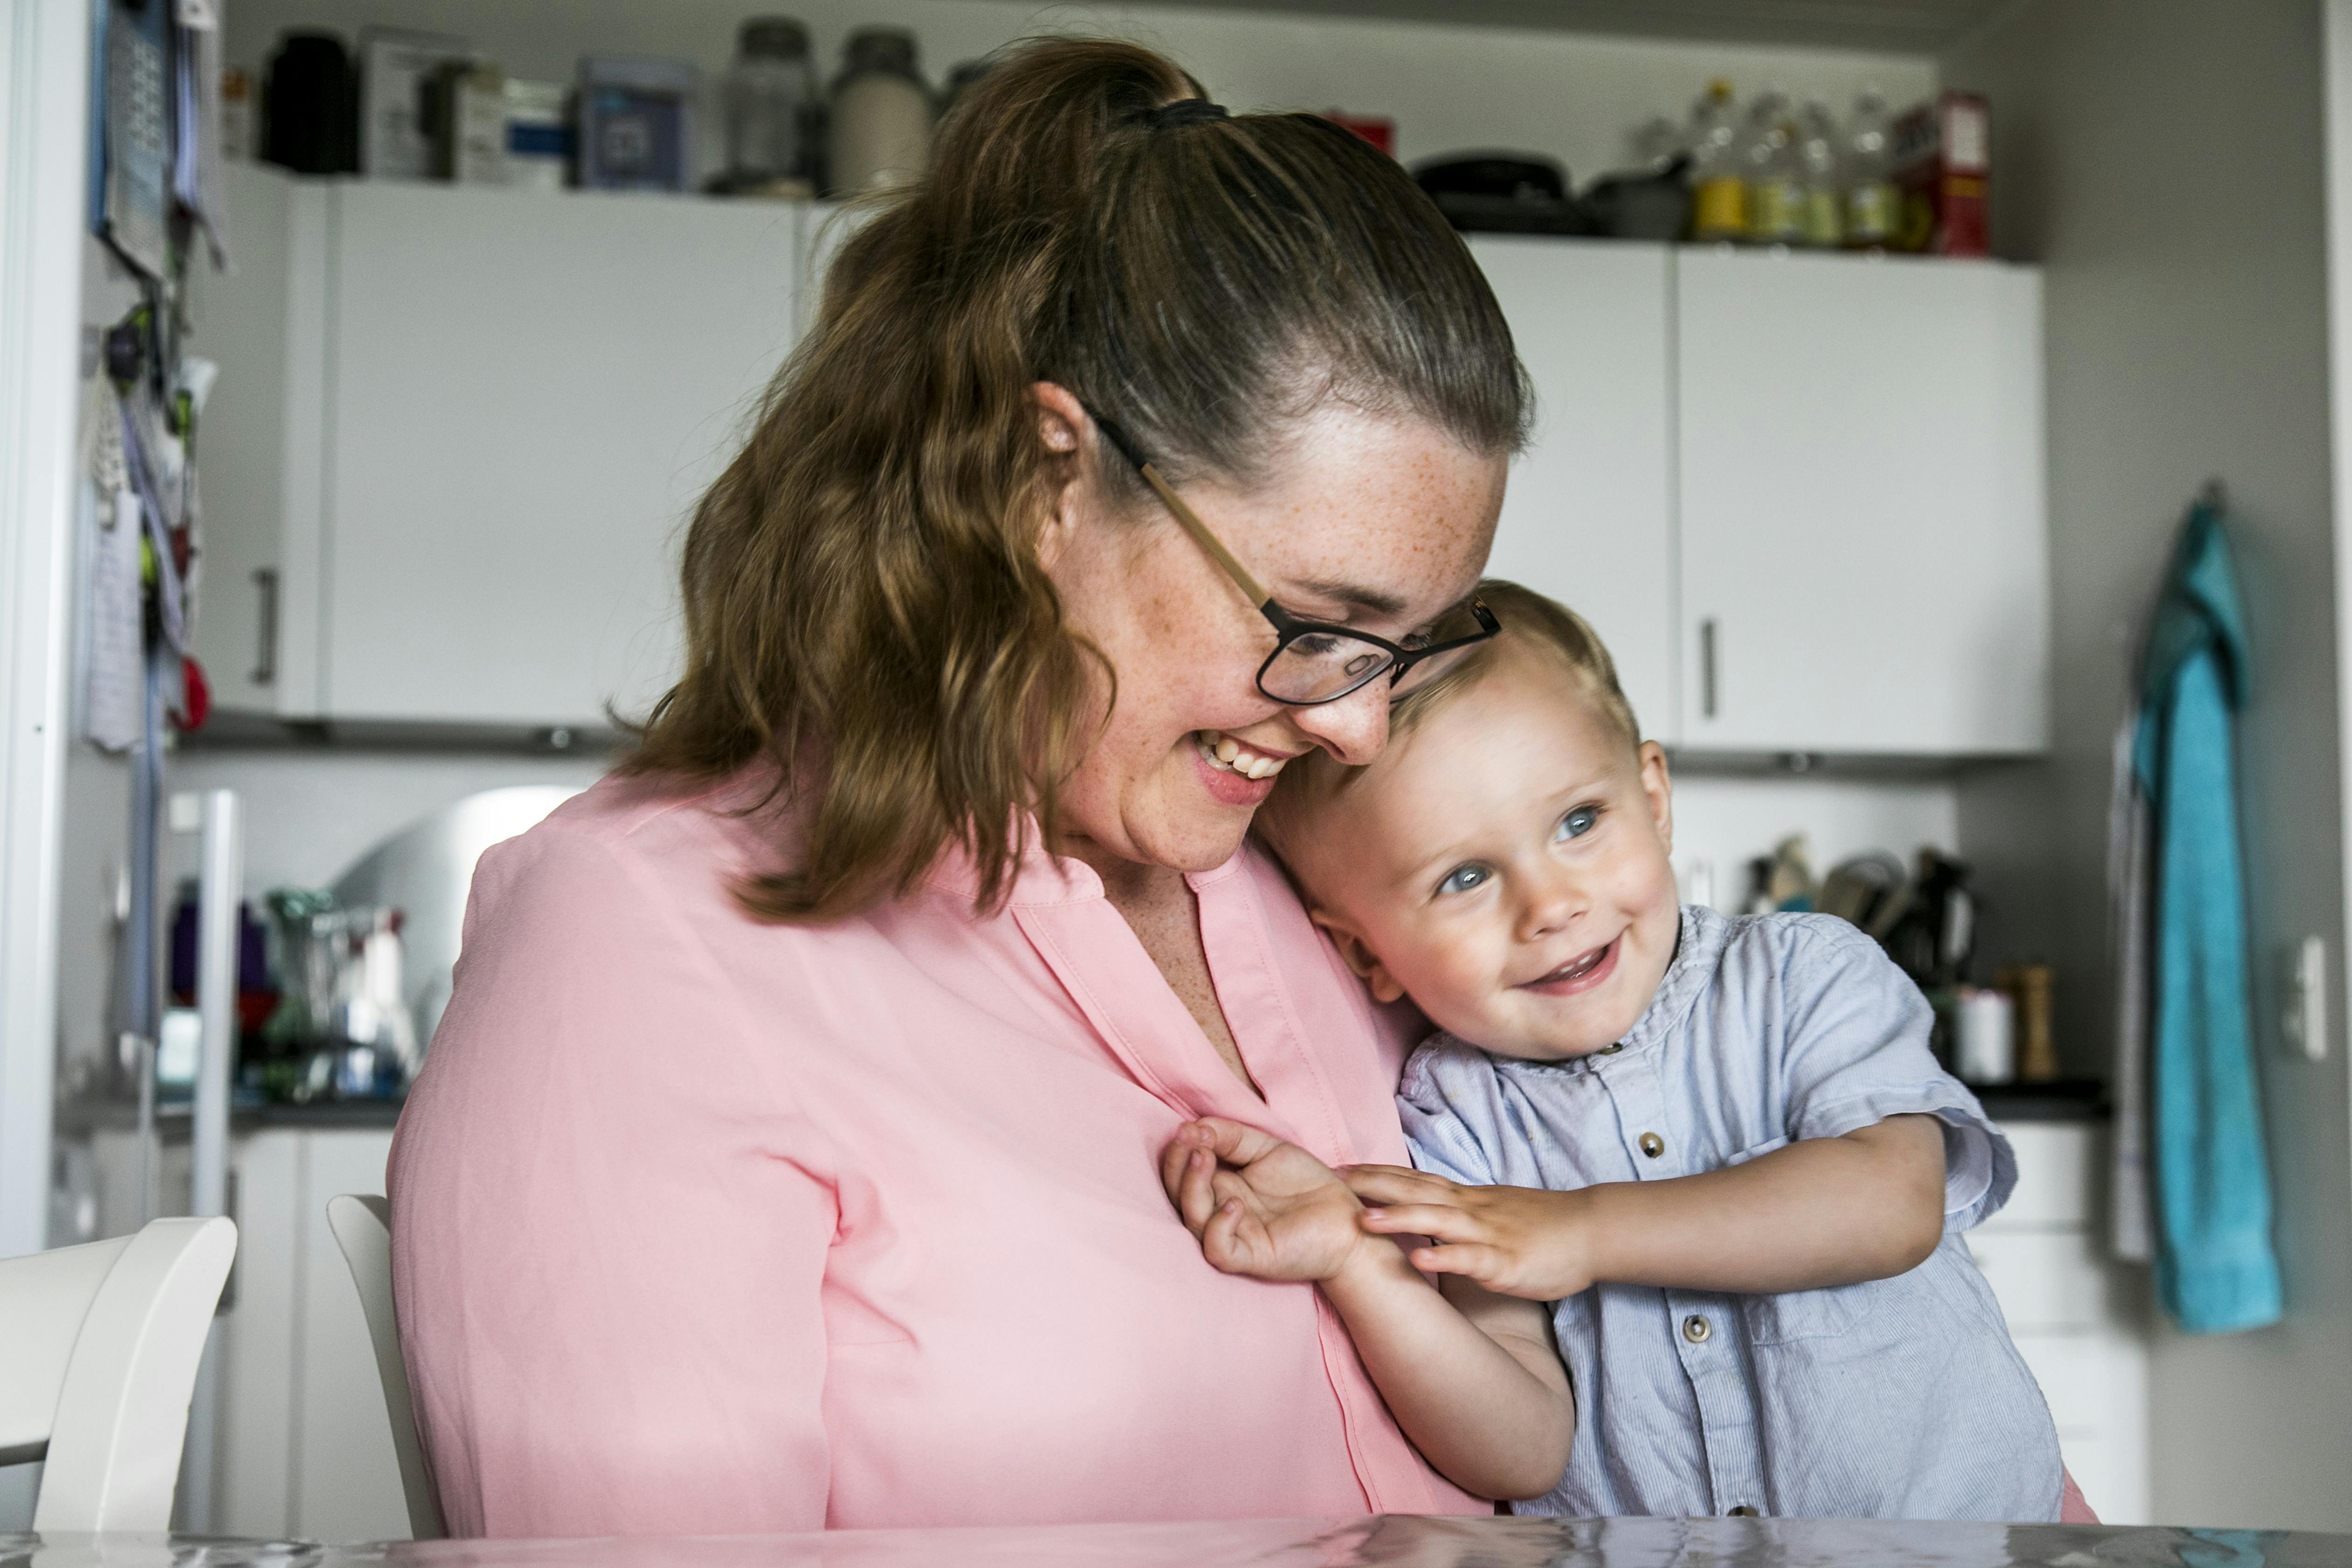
top-left (1946, 0), bottom-right (2352, 1529)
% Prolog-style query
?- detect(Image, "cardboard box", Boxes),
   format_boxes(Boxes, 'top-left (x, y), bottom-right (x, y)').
top-left (1891, 90), bottom-right (1990, 257)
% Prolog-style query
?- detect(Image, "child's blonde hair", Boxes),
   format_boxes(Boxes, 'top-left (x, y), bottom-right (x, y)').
top-left (1260, 579), bottom-right (1640, 847)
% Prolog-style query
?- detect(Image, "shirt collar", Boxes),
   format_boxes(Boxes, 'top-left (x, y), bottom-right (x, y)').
top-left (1616, 903), bottom-right (1727, 1050)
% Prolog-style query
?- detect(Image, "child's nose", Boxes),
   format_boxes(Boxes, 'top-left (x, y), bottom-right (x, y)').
top-left (1515, 861), bottom-right (1585, 942)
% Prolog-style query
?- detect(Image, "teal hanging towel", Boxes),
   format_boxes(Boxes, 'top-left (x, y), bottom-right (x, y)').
top-left (2134, 493), bottom-right (2283, 1333)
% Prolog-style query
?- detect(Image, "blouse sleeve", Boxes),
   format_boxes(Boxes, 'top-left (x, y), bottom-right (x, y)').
top-left (1773, 917), bottom-right (2016, 1233)
top-left (388, 819), bottom-right (840, 1537)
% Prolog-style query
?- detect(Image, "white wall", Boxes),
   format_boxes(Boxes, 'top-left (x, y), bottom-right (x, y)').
top-left (1672, 771), bottom-right (1960, 912)
top-left (222, 0), bottom-right (1934, 186)
top-left (165, 749), bottom-right (606, 893)
top-left (156, 749), bottom-right (1955, 919)
top-left (1946, 0), bottom-right (2352, 1531)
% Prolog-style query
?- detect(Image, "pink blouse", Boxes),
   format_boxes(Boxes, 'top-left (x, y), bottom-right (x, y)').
top-left (387, 769), bottom-right (1486, 1536)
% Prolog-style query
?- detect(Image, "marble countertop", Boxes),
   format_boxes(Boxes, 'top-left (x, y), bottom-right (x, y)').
top-left (9, 1518), bottom-right (2348, 1568)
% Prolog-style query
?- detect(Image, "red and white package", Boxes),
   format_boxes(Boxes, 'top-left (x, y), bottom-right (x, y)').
top-left (1891, 91), bottom-right (1990, 257)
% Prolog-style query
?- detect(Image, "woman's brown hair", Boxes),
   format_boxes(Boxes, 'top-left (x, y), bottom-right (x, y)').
top-left (622, 36), bottom-right (1530, 921)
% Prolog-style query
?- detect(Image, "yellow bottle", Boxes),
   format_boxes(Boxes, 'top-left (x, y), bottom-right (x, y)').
top-left (1687, 79), bottom-right (1746, 243)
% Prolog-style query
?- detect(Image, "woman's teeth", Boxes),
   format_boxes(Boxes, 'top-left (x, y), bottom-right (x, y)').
top-left (1196, 731), bottom-right (1288, 780)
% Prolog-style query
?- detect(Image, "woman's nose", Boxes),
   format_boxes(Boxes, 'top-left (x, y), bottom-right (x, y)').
top-left (1287, 679), bottom-right (1390, 767)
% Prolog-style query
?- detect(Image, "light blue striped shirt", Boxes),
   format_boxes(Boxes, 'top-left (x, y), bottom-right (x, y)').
top-left (1399, 906), bottom-right (2064, 1522)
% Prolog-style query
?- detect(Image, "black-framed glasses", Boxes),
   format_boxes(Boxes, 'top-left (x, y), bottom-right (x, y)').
top-left (1087, 410), bottom-right (1501, 707)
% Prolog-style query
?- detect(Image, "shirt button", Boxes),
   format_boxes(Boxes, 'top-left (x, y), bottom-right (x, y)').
top-left (1638, 1132), bottom-right (1665, 1158)
top-left (1682, 1314), bottom-right (1712, 1344)
top-left (1729, 1505), bottom-right (1760, 1517)
top-left (1599, 1043), bottom-right (1624, 1055)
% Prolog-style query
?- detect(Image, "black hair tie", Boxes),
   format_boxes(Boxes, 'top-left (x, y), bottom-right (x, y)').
top-left (1145, 98), bottom-right (1229, 129)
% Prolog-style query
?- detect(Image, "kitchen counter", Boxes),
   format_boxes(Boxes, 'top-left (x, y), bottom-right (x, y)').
top-left (54, 1095), bottom-right (406, 1137)
top-left (9, 1518), bottom-right (2348, 1568)
top-left (1974, 1079), bottom-right (2109, 1123)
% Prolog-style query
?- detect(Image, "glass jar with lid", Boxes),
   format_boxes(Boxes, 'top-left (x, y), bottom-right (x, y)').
top-left (828, 25), bottom-right (932, 194)
top-left (722, 16), bottom-right (817, 196)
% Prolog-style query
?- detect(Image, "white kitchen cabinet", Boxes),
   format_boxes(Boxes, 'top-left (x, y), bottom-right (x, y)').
top-left (1675, 249), bottom-right (2047, 755)
top-left (72, 1118), bottom-right (408, 1539)
top-left (210, 1125), bottom-right (408, 1542)
top-left (190, 177), bottom-right (2047, 753)
top-left (190, 168), bottom-right (808, 728)
top-left (1974, 1120), bottom-right (2150, 1526)
top-left (1469, 238), bottom-right (1678, 744)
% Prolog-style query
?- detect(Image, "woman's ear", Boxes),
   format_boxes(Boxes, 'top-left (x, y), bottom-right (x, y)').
top-left (1311, 909), bottom-right (1407, 1005)
top-left (1031, 381), bottom-right (1092, 571)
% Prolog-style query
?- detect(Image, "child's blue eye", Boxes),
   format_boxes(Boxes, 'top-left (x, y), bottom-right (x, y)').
top-left (1556, 805), bottom-right (1601, 841)
top-left (1437, 863), bottom-right (1491, 896)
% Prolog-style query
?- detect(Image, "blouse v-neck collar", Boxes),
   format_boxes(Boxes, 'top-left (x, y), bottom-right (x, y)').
top-left (927, 832), bottom-right (1324, 1148)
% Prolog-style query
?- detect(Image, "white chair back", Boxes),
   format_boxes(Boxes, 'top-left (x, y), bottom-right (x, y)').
top-left (325, 1194), bottom-right (445, 1539)
top-left (0, 1215), bottom-right (236, 1532)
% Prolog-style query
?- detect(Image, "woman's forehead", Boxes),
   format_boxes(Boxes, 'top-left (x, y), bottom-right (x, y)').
top-left (1229, 415), bottom-right (1505, 611)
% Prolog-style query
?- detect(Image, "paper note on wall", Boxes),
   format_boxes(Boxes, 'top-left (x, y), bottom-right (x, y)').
top-left (85, 489), bottom-right (145, 752)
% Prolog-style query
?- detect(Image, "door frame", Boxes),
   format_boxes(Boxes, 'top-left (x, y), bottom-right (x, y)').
top-left (0, 0), bottom-right (91, 1257)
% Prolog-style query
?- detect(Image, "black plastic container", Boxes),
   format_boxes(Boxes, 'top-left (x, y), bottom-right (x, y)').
top-left (1413, 153), bottom-right (1595, 236)
top-left (263, 31), bottom-right (359, 175)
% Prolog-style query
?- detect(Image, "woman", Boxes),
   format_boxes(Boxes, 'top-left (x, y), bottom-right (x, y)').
top-left (388, 37), bottom-right (1528, 1537)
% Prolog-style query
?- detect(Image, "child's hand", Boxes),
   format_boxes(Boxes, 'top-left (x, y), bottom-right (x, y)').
top-left (1344, 1165), bottom-right (1596, 1301)
top-left (1160, 1118), bottom-right (1375, 1283)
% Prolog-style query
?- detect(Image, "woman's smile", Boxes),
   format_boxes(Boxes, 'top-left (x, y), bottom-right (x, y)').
top-left (1190, 732), bottom-right (1285, 807)
top-left (1194, 728), bottom-right (1296, 781)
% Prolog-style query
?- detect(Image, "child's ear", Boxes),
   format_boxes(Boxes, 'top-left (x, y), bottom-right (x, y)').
top-left (1638, 740), bottom-right (1675, 854)
top-left (1311, 909), bottom-right (1408, 1004)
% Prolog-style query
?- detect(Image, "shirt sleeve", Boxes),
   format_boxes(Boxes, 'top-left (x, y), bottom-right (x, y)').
top-left (388, 820), bottom-right (839, 1537)
top-left (1394, 1041), bottom-right (1503, 1189)
top-left (1773, 917), bottom-right (2016, 1232)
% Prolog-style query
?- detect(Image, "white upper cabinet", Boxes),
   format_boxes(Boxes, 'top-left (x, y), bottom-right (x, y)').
top-left (194, 172), bottom-right (2046, 754)
top-left (193, 166), bottom-right (805, 728)
top-left (1470, 238), bottom-right (1679, 745)
top-left (1673, 249), bottom-right (2048, 755)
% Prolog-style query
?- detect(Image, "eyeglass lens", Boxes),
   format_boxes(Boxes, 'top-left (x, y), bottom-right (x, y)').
top-left (1258, 602), bottom-right (1492, 704)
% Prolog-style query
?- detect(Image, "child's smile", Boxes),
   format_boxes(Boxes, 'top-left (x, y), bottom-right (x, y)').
top-left (1517, 936), bottom-right (1619, 996)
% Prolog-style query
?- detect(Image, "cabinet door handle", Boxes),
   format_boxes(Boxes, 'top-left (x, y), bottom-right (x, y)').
top-left (1701, 617), bottom-right (1719, 719)
top-left (217, 1165), bottom-right (240, 1313)
top-left (252, 568), bottom-right (279, 686)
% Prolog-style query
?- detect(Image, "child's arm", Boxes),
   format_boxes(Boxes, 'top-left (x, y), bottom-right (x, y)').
top-left (1161, 1118), bottom-right (1572, 1501)
top-left (1345, 1112), bottom-right (1946, 1301)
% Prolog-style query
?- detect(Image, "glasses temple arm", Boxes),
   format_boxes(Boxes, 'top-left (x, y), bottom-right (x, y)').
top-left (1134, 461), bottom-right (1273, 610)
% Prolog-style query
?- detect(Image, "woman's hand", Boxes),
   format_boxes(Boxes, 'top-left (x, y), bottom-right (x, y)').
top-left (1160, 1118), bottom-right (1373, 1283)
top-left (1345, 1165), bottom-right (1597, 1300)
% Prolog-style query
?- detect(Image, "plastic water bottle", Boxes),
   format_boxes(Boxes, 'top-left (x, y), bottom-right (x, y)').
top-left (1742, 90), bottom-right (1804, 245)
top-left (1844, 87), bottom-right (1899, 251)
top-left (1632, 114), bottom-right (1684, 174)
top-left (1798, 101), bottom-right (1844, 247)
top-left (1687, 80), bottom-right (1744, 242)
